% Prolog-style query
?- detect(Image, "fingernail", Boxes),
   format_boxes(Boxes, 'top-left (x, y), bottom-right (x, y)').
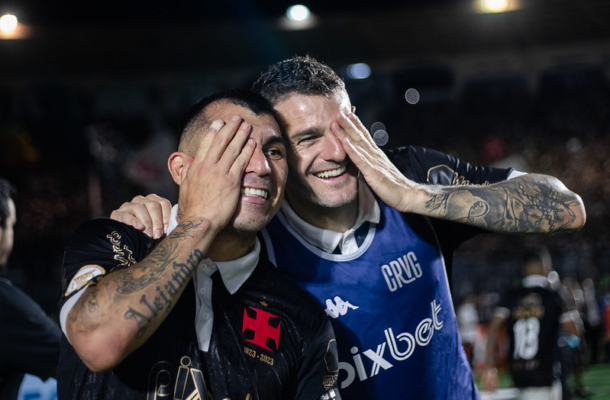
top-left (232, 115), bottom-right (241, 122)
top-left (241, 122), bottom-right (250, 130)
top-left (145, 228), bottom-right (153, 237)
top-left (135, 221), bottom-right (144, 229)
top-left (164, 224), bottom-right (169, 233)
top-left (154, 229), bottom-right (163, 239)
top-left (210, 120), bottom-right (224, 131)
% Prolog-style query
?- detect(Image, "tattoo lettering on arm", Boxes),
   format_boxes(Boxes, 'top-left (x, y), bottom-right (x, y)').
top-left (114, 219), bottom-right (204, 295)
top-left (66, 217), bottom-right (215, 367)
top-left (123, 248), bottom-right (204, 337)
top-left (423, 175), bottom-right (581, 234)
top-left (115, 241), bottom-right (178, 294)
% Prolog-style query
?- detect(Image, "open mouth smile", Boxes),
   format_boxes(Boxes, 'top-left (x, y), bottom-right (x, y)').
top-left (313, 166), bottom-right (347, 179)
top-left (241, 187), bottom-right (269, 199)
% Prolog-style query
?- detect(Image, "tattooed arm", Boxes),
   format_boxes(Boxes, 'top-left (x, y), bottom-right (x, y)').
top-left (66, 117), bottom-right (256, 372)
top-left (405, 173), bottom-right (586, 234)
top-left (66, 218), bottom-right (217, 372)
top-left (331, 112), bottom-right (586, 234)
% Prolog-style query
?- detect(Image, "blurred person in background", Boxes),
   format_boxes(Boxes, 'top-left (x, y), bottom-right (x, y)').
top-left (581, 278), bottom-right (601, 365)
top-left (562, 277), bottom-right (594, 398)
top-left (604, 285), bottom-right (610, 363)
top-left (0, 178), bottom-right (61, 400)
top-left (458, 294), bottom-right (480, 367)
top-left (483, 247), bottom-right (579, 400)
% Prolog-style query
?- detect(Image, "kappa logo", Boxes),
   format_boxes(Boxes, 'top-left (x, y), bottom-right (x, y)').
top-left (325, 296), bottom-right (359, 319)
top-left (242, 306), bottom-right (281, 352)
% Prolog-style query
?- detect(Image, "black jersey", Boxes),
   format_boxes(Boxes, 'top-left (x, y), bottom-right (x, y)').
top-left (57, 218), bottom-right (340, 400)
top-left (500, 281), bottom-right (569, 387)
top-left (387, 146), bottom-right (514, 275)
top-left (387, 145), bottom-right (513, 187)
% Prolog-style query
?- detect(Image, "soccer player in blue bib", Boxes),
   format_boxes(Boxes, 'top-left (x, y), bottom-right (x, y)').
top-left (113, 57), bottom-right (586, 399)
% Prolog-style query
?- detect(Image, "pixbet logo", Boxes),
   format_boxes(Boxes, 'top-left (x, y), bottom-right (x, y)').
top-left (242, 306), bottom-right (281, 352)
top-left (338, 300), bottom-right (443, 389)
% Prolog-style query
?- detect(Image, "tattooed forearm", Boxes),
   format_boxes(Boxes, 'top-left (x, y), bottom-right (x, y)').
top-left (66, 214), bottom-right (218, 370)
top-left (168, 219), bottom-right (204, 241)
top-left (423, 174), bottom-right (584, 234)
top-left (122, 248), bottom-right (204, 336)
top-left (115, 241), bottom-right (179, 294)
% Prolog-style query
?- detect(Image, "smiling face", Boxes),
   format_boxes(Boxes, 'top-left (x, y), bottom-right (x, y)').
top-left (197, 101), bottom-right (288, 234)
top-left (274, 90), bottom-right (359, 215)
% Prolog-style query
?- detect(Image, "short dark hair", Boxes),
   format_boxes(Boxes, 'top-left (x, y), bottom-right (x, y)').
top-left (251, 55), bottom-right (346, 105)
top-left (0, 178), bottom-right (15, 229)
top-left (178, 88), bottom-right (279, 154)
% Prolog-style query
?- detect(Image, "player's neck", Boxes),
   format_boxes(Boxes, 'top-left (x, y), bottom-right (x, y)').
top-left (206, 230), bottom-right (256, 262)
top-left (286, 196), bottom-right (358, 233)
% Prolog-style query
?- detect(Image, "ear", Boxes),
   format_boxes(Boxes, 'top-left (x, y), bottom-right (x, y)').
top-left (168, 152), bottom-right (188, 185)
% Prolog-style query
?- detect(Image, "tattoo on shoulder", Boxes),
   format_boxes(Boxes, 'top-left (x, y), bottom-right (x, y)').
top-left (72, 286), bottom-right (103, 332)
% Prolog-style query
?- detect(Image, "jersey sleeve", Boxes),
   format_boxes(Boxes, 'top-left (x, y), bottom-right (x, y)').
top-left (59, 218), bottom-right (145, 311)
top-left (386, 145), bottom-right (513, 185)
top-left (292, 315), bottom-right (341, 400)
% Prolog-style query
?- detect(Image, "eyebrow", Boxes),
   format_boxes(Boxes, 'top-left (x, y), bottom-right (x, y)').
top-left (289, 126), bottom-right (325, 143)
top-left (263, 135), bottom-right (288, 148)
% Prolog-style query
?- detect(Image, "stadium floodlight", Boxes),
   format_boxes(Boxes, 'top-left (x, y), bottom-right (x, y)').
top-left (484, 0), bottom-right (508, 12)
top-left (287, 5), bottom-right (311, 22)
top-left (280, 4), bottom-right (316, 30)
top-left (0, 14), bottom-right (18, 33)
top-left (347, 63), bottom-right (371, 80)
top-left (478, 0), bottom-right (518, 13)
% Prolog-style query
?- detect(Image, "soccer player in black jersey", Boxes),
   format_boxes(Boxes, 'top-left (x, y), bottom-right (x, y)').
top-left (483, 247), bottom-right (579, 399)
top-left (58, 90), bottom-right (340, 400)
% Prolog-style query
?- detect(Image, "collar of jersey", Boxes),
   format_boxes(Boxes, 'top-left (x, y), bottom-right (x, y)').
top-left (168, 204), bottom-right (258, 294)
top-left (279, 179), bottom-right (380, 255)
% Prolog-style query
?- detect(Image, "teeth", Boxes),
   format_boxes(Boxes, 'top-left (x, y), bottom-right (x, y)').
top-left (241, 187), bottom-right (268, 199)
top-left (315, 166), bottom-right (346, 179)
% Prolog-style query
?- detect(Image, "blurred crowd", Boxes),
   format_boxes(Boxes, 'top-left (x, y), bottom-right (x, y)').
top-left (457, 273), bottom-right (610, 397)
